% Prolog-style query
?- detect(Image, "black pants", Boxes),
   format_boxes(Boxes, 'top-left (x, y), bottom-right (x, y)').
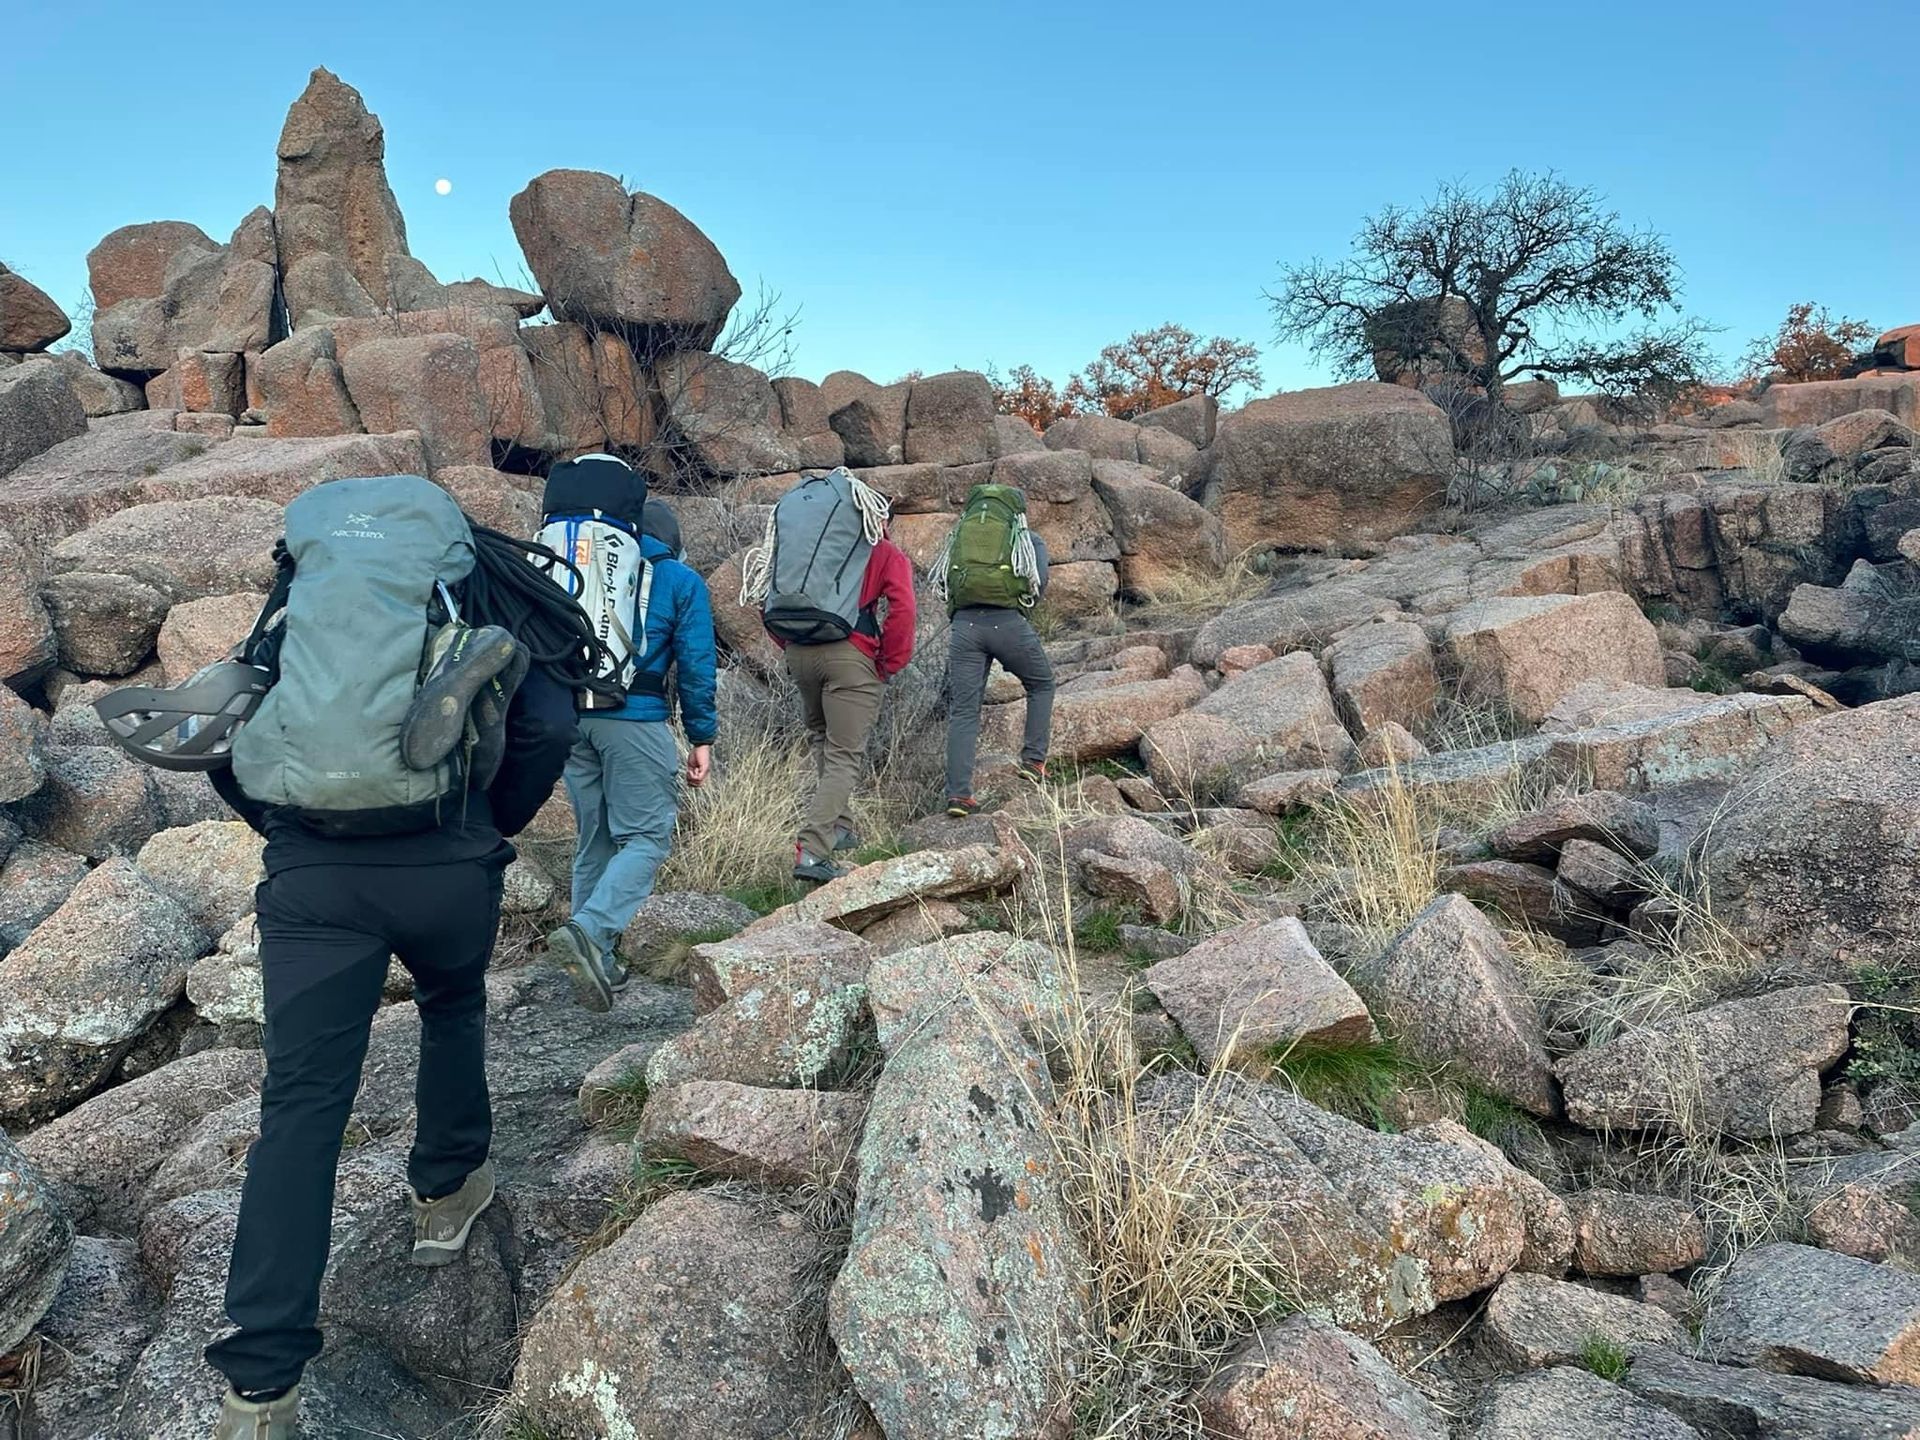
top-left (205, 856), bottom-right (505, 1394)
top-left (945, 606), bottom-right (1056, 798)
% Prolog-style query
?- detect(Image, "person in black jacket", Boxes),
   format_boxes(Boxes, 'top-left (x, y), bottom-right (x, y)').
top-left (201, 522), bottom-right (588, 1439)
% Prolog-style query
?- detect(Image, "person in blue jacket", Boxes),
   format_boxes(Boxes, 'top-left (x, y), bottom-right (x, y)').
top-left (544, 458), bottom-right (719, 1012)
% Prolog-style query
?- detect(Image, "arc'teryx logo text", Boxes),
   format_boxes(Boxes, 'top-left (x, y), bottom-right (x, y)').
top-left (331, 511), bottom-right (386, 539)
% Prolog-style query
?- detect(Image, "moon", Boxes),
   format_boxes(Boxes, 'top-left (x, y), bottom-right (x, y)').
top-left (434, 178), bottom-right (452, 196)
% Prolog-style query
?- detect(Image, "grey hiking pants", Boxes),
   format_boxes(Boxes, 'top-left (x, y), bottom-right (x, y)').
top-left (786, 640), bottom-right (884, 859)
top-left (563, 717), bottom-right (680, 954)
top-left (945, 605), bottom-right (1055, 799)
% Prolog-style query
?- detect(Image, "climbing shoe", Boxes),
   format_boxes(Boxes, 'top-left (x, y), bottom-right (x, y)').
top-left (401, 624), bottom-right (521, 772)
top-left (794, 847), bottom-right (847, 884)
top-left (411, 1159), bottom-right (495, 1267)
top-left (212, 1384), bottom-right (301, 1439)
top-left (546, 921), bottom-right (614, 1013)
top-left (945, 796), bottom-right (979, 818)
top-left (465, 643), bottom-right (531, 790)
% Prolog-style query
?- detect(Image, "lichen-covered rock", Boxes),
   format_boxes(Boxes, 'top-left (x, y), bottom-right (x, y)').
top-left (0, 840), bottom-right (89, 956)
top-left (0, 859), bottom-right (210, 1125)
top-left (637, 1079), bottom-right (866, 1186)
top-left (1196, 1314), bottom-right (1447, 1439)
top-left (1701, 1242), bottom-right (1920, 1385)
top-left (1555, 985), bottom-right (1851, 1140)
top-left (0, 1129), bottom-right (75, 1353)
top-left (1151, 1073), bottom-right (1529, 1329)
top-left (40, 569), bottom-right (172, 677)
top-left (0, 359), bottom-right (88, 478)
top-left (756, 840), bottom-right (1026, 934)
top-left (832, 932), bottom-right (1088, 1440)
top-left (1357, 895), bottom-right (1559, 1117)
top-left (511, 1190), bottom-right (827, 1439)
top-left (273, 68), bottom-right (410, 310)
top-left (1481, 1271), bottom-right (1688, 1369)
top-left (1543, 691), bottom-right (1814, 793)
top-left (13, 744), bottom-right (164, 859)
top-left (49, 496), bottom-right (283, 601)
top-left (1144, 916), bottom-right (1375, 1068)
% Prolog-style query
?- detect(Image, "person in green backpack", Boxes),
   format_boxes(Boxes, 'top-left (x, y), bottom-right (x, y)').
top-left (931, 483), bottom-right (1054, 816)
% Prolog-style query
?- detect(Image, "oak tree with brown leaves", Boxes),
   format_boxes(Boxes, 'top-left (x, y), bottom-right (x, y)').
top-left (989, 324), bottom-right (1264, 432)
top-left (1741, 301), bottom-right (1876, 384)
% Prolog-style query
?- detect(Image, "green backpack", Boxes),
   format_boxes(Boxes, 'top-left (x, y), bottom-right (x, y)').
top-left (944, 484), bottom-right (1034, 614)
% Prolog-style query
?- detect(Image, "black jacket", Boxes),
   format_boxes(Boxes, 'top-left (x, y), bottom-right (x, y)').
top-left (212, 665), bottom-right (577, 872)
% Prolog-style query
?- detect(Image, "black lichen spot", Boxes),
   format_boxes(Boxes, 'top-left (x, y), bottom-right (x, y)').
top-left (905, 1134), bottom-right (922, 1153)
top-left (975, 1345), bottom-right (996, 1369)
top-left (968, 1084), bottom-right (998, 1118)
top-left (964, 1167), bottom-right (1016, 1223)
top-left (975, 1276), bottom-right (990, 1297)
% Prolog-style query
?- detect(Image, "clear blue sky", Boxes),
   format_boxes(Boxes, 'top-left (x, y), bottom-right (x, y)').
top-left (3, 1), bottom-right (1914, 394)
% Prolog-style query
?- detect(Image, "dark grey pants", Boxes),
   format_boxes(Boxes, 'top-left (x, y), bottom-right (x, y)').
top-left (945, 606), bottom-right (1055, 798)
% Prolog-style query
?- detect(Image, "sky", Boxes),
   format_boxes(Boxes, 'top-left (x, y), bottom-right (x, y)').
top-left (3, 1), bottom-right (1915, 396)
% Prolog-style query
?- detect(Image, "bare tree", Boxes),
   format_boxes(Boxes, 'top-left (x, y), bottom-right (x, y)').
top-left (1270, 171), bottom-right (1715, 408)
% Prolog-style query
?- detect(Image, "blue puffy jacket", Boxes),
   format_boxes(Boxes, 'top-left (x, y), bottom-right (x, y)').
top-left (605, 535), bottom-right (718, 745)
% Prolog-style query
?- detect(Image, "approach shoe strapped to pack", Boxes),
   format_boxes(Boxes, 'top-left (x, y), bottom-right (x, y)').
top-left (465, 642), bottom-right (531, 790)
top-left (411, 1160), bottom-right (496, 1268)
top-left (399, 623), bottom-right (521, 772)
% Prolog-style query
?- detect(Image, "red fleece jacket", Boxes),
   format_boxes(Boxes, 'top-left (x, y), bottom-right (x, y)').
top-left (768, 537), bottom-right (918, 680)
top-left (853, 538), bottom-right (917, 679)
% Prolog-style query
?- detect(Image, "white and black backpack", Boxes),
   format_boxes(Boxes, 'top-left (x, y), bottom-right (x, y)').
top-left (536, 454), bottom-right (656, 710)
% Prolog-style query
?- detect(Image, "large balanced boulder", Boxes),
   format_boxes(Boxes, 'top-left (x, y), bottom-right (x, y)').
top-left (1555, 984), bottom-right (1851, 1139)
top-left (511, 1189), bottom-right (827, 1438)
top-left (832, 933), bottom-right (1089, 1440)
top-left (0, 358), bottom-right (88, 477)
top-left (86, 220), bottom-right (217, 313)
top-left (0, 1130), bottom-right (76, 1353)
top-left (1207, 382), bottom-right (1452, 553)
top-left (1706, 694), bottom-right (1920, 974)
top-left (273, 68), bottom-right (410, 310)
top-left (511, 168), bottom-right (741, 347)
top-left (0, 859), bottom-right (209, 1125)
top-left (0, 262), bottom-right (71, 350)
top-left (90, 214), bottom-right (276, 377)
top-left (1443, 592), bottom-right (1665, 725)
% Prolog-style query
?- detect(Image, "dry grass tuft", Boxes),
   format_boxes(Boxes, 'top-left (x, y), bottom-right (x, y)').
top-left (1303, 772), bottom-right (1443, 953)
top-left (1127, 551), bottom-right (1271, 625)
top-left (1723, 429), bottom-right (1789, 486)
top-left (658, 729), bottom-right (808, 898)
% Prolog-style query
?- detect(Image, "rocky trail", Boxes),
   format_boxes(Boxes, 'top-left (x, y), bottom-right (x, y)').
top-left (3, 66), bottom-right (1920, 1440)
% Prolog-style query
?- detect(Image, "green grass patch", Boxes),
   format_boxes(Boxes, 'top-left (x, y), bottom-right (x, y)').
top-left (586, 1065), bottom-right (652, 1134)
top-left (1687, 659), bottom-right (1742, 695)
top-left (1258, 809), bottom-right (1329, 885)
top-left (1267, 1037), bottom-right (1416, 1130)
top-left (1056, 756), bottom-right (1148, 785)
top-left (1578, 1334), bottom-right (1630, 1382)
top-left (727, 878), bottom-right (805, 916)
top-left (850, 838), bottom-right (907, 865)
top-left (1463, 1086), bottom-right (1546, 1160)
top-left (1073, 903), bottom-right (1135, 955)
top-left (499, 1414), bottom-right (562, 1440)
top-left (678, 924), bottom-right (746, 948)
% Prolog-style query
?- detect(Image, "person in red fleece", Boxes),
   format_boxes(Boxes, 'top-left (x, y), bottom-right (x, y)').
top-left (776, 521), bottom-right (916, 882)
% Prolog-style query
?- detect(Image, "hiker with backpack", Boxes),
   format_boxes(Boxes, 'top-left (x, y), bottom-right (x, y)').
top-left (95, 474), bottom-right (605, 1440)
top-left (740, 466), bottom-right (916, 883)
top-left (534, 453), bottom-right (718, 1012)
top-left (931, 482), bottom-right (1054, 817)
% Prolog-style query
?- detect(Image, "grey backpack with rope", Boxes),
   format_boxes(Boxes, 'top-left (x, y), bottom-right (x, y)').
top-left (229, 475), bottom-right (522, 837)
top-left (743, 467), bottom-right (891, 645)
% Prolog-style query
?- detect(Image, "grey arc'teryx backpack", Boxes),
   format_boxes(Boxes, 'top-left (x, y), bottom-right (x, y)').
top-left (761, 469), bottom-right (877, 645)
top-left (230, 474), bottom-right (477, 836)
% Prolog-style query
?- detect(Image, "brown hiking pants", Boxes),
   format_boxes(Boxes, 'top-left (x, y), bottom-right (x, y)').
top-left (785, 640), bottom-right (884, 859)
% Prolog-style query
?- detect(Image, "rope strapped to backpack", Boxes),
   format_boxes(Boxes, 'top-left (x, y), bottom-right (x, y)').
top-left (739, 469), bottom-right (893, 607)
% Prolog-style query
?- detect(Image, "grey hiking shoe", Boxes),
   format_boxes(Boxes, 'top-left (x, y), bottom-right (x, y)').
top-left (546, 921), bottom-right (614, 1013)
top-left (411, 1160), bottom-right (495, 1267)
top-left (832, 824), bottom-right (861, 854)
top-left (793, 847), bottom-right (847, 884)
top-left (212, 1384), bottom-right (300, 1438)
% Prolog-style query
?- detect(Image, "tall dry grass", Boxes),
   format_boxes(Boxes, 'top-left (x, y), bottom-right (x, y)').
top-left (1127, 551), bottom-right (1271, 626)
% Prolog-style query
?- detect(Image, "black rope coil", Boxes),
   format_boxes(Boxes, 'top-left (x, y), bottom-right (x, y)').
top-left (461, 520), bottom-right (620, 703)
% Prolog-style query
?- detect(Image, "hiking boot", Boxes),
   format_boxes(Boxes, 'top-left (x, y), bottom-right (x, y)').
top-left (400, 624), bottom-right (521, 771)
top-left (212, 1384), bottom-right (301, 1438)
top-left (831, 824), bottom-right (861, 854)
top-left (412, 1159), bottom-right (495, 1267)
top-left (945, 796), bottom-right (980, 818)
top-left (794, 847), bottom-right (847, 884)
top-left (1019, 760), bottom-right (1048, 784)
top-left (546, 921), bottom-right (614, 1013)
